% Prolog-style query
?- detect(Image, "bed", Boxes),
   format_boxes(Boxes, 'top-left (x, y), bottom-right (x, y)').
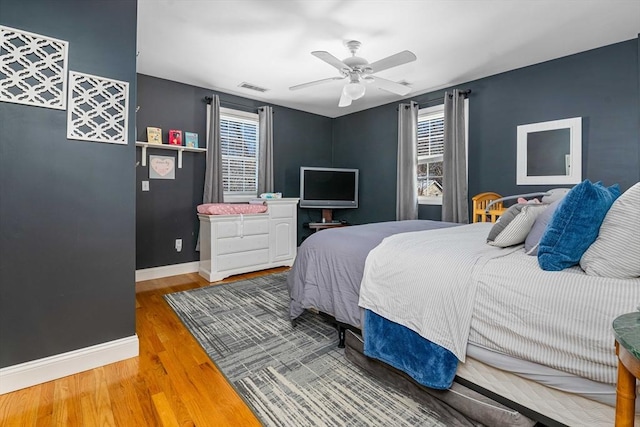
top-left (288, 219), bottom-right (459, 329)
top-left (287, 182), bottom-right (640, 426)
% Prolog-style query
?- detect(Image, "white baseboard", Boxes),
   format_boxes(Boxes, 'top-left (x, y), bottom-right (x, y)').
top-left (135, 261), bottom-right (199, 282)
top-left (0, 335), bottom-right (139, 394)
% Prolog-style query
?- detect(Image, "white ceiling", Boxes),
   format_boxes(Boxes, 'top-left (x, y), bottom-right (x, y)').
top-left (137, 0), bottom-right (640, 118)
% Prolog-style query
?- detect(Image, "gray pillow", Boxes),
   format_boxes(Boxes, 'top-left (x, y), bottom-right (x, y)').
top-left (541, 188), bottom-right (570, 203)
top-left (487, 204), bottom-right (547, 248)
top-left (524, 199), bottom-right (562, 255)
top-left (580, 182), bottom-right (640, 278)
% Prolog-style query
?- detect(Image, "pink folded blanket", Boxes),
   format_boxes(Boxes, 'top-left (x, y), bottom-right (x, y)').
top-left (197, 203), bottom-right (267, 215)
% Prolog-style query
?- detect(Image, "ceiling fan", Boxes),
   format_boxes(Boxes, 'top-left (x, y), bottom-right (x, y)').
top-left (290, 40), bottom-right (417, 107)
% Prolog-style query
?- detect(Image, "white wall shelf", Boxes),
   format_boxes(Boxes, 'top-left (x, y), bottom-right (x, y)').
top-left (136, 141), bottom-right (206, 168)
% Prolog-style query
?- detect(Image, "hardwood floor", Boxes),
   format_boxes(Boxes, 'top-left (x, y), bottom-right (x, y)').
top-left (0, 267), bottom-right (290, 426)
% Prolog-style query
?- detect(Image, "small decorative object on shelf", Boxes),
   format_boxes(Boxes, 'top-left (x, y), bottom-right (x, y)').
top-left (184, 131), bottom-right (198, 148)
top-left (147, 127), bottom-right (162, 144)
top-left (169, 129), bottom-right (183, 146)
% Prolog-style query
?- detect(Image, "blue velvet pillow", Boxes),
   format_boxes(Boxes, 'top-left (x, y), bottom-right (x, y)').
top-left (538, 180), bottom-right (620, 271)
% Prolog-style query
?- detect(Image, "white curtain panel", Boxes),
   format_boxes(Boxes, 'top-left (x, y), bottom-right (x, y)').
top-left (442, 89), bottom-right (469, 223)
top-left (396, 101), bottom-right (419, 220)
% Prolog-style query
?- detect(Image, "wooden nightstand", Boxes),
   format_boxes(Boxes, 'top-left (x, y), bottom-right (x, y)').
top-left (613, 312), bottom-right (640, 427)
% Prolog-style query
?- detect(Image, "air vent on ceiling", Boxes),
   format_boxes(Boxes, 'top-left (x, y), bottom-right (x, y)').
top-left (238, 82), bottom-right (269, 93)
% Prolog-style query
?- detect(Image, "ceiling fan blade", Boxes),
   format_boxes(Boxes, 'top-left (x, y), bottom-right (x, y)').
top-left (372, 77), bottom-right (411, 96)
top-left (369, 50), bottom-right (417, 73)
top-left (338, 90), bottom-right (352, 107)
top-left (289, 76), bottom-right (346, 91)
top-left (312, 51), bottom-right (352, 72)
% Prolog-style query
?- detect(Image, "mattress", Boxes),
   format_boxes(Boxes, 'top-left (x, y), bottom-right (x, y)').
top-left (467, 343), bottom-right (640, 409)
top-left (457, 354), bottom-right (640, 427)
top-left (347, 328), bottom-right (639, 426)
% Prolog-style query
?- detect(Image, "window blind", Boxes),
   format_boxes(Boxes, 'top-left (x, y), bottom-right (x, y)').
top-left (417, 111), bottom-right (444, 160)
top-left (220, 112), bottom-right (259, 194)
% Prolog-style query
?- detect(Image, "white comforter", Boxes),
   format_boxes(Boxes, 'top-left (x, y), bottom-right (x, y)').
top-left (359, 222), bottom-right (640, 384)
top-left (359, 223), bottom-right (518, 361)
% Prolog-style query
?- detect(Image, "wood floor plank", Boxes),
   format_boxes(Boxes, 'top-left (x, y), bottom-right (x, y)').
top-left (151, 391), bottom-right (180, 427)
top-left (0, 268), bottom-right (282, 426)
top-left (104, 362), bottom-right (155, 427)
top-left (0, 384), bottom-right (40, 426)
top-left (35, 381), bottom-right (54, 426)
top-left (52, 376), bottom-right (80, 426)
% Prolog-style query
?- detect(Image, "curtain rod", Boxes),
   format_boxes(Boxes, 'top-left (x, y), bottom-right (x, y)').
top-left (416, 89), bottom-right (471, 108)
top-left (203, 96), bottom-right (269, 112)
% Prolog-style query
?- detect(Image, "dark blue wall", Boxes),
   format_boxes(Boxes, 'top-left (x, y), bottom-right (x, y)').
top-left (135, 75), bottom-right (333, 268)
top-left (333, 38), bottom-right (640, 223)
top-left (0, 0), bottom-right (137, 368)
top-left (331, 104), bottom-right (400, 225)
top-left (137, 38), bottom-right (639, 268)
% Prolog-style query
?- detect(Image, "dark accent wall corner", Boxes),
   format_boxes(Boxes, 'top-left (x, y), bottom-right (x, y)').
top-left (0, 0), bottom-right (137, 368)
top-left (135, 75), bottom-right (333, 268)
top-left (331, 104), bottom-right (400, 225)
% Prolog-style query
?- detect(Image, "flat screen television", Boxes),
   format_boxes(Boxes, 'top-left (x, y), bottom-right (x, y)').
top-left (299, 167), bottom-right (359, 209)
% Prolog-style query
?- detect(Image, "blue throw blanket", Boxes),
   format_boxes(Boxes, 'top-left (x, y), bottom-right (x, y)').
top-left (363, 310), bottom-right (458, 390)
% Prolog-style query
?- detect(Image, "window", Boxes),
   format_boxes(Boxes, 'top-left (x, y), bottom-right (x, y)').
top-left (416, 99), bottom-right (469, 205)
top-left (417, 105), bottom-right (444, 205)
top-left (207, 106), bottom-right (260, 202)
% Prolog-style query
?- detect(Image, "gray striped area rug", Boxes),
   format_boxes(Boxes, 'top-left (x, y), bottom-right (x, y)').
top-left (164, 272), bottom-right (478, 427)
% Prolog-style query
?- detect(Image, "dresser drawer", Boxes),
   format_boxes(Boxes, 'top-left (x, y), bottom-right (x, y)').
top-left (217, 249), bottom-right (269, 271)
top-left (217, 234), bottom-right (269, 255)
top-left (269, 203), bottom-right (294, 219)
top-left (216, 218), bottom-right (269, 238)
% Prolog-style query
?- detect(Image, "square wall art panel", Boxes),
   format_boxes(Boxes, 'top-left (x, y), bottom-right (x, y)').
top-left (67, 71), bottom-right (129, 144)
top-left (0, 25), bottom-right (69, 109)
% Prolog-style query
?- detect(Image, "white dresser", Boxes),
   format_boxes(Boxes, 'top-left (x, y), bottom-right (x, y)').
top-left (198, 198), bottom-right (299, 282)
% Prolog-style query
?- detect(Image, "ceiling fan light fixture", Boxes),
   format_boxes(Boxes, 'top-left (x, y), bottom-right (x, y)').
top-left (343, 82), bottom-right (366, 100)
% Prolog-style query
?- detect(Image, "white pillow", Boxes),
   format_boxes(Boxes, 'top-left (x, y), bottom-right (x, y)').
top-left (487, 204), bottom-right (547, 248)
top-left (580, 182), bottom-right (640, 278)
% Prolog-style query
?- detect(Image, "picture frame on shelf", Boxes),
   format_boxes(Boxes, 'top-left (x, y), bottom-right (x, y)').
top-left (147, 127), bottom-right (162, 144)
top-left (169, 129), bottom-right (182, 146)
top-left (185, 132), bottom-right (198, 148)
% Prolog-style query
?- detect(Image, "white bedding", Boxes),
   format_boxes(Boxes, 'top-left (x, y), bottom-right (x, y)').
top-left (359, 223), bottom-right (519, 361)
top-left (470, 249), bottom-right (640, 384)
top-left (359, 222), bottom-right (640, 384)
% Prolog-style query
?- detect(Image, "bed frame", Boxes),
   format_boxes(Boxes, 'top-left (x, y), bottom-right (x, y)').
top-left (343, 329), bottom-right (640, 427)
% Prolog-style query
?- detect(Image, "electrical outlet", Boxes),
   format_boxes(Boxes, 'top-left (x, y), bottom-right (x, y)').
top-left (142, 181), bottom-right (149, 191)
top-left (175, 239), bottom-right (182, 252)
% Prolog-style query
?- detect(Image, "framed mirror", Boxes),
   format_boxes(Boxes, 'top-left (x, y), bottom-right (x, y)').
top-left (516, 117), bottom-right (582, 185)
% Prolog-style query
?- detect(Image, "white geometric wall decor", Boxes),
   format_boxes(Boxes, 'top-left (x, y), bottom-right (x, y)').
top-left (0, 25), bottom-right (69, 109)
top-left (67, 71), bottom-right (129, 145)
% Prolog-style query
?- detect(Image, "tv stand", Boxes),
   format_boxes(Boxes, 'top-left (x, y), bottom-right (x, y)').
top-left (308, 222), bottom-right (348, 232)
top-left (322, 209), bottom-right (333, 223)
